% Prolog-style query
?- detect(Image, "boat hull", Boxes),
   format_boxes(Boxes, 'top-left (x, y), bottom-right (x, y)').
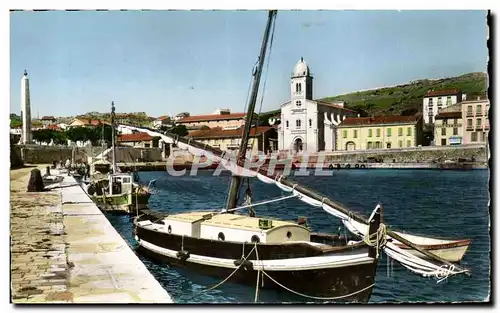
top-left (135, 225), bottom-right (378, 303)
top-left (92, 193), bottom-right (150, 214)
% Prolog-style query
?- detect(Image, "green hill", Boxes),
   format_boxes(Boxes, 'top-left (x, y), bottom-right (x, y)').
top-left (319, 72), bottom-right (488, 116)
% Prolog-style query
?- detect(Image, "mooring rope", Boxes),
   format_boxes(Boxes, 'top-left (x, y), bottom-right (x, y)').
top-left (362, 223), bottom-right (387, 259)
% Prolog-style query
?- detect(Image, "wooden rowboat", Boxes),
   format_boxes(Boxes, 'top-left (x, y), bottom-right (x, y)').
top-left (391, 231), bottom-right (471, 263)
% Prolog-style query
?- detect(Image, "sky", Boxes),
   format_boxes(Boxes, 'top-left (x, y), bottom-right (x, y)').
top-left (9, 10), bottom-right (488, 118)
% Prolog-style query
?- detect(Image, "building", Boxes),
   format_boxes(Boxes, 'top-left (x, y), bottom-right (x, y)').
top-left (462, 98), bottom-right (490, 144)
top-left (278, 58), bottom-right (358, 153)
top-left (177, 110), bottom-right (253, 130)
top-left (40, 116), bottom-right (57, 128)
top-left (118, 132), bottom-right (160, 148)
top-left (422, 89), bottom-right (465, 124)
top-left (152, 115), bottom-right (172, 129)
top-left (188, 126), bottom-right (277, 155)
top-left (434, 109), bottom-right (463, 146)
top-left (174, 112), bottom-right (190, 121)
top-left (336, 115), bottom-right (423, 151)
top-left (68, 118), bottom-right (110, 128)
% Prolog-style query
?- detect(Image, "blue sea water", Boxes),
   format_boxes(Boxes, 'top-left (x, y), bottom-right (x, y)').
top-left (106, 169), bottom-right (490, 304)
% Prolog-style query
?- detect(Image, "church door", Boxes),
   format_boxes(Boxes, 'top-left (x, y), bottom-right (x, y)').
top-left (293, 138), bottom-right (303, 153)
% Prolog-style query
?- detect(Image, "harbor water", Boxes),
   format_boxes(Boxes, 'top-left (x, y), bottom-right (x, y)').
top-left (106, 169), bottom-right (490, 303)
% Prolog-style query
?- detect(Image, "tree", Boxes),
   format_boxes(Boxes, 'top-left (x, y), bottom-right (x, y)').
top-left (401, 108), bottom-right (418, 116)
top-left (167, 124), bottom-right (188, 137)
top-left (200, 125), bottom-right (210, 130)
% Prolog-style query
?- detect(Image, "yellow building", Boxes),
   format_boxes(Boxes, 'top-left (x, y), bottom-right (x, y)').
top-left (336, 115), bottom-right (423, 151)
top-left (434, 111), bottom-right (463, 146)
top-left (188, 126), bottom-right (277, 155)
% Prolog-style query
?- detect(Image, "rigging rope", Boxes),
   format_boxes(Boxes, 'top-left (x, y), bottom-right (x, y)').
top-left (362, 223), bottom-right (387, 259)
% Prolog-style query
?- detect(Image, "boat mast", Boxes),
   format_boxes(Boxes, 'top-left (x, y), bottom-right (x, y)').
top-left (225, 10), bottom-right (277, 211)
top-left (111, 101), bottom-right (118, 174)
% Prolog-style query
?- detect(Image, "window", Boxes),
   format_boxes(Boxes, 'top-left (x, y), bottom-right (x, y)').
top-left (343, 130), bottom-right (347, 138)
top-left (407, 127), bottom-right (412, 136)
top-left (286, 120), bottom-right (289, 128)
top-left (476, 104), bottom-right (482, 115)
top-left (376, 129), bottom-right (380, 137)
top-left (471, 132), bottom-right (478, 142)
top-left (144, 143), bottom-right (150, 148)
top-left (296, 119), bottom-right (301, 128)
top-left (443, 118), bottom-right (448, 125)
top-left (309, 119), bottom-right (312, 127)
top-left (407, 140), bottom-right (412, 147)
top-left (375, 141), bottom-right (381, 149)
top-left (367, 142), bottom-right (373, 149)
top-left (467, 106), bottom-right (473, 116)
top-left (387, 128), bottom-right (391, 137)
top-left (446, 96), bottom-right (452, 105)
top-left (441, 138), bottom-right (447, 146)
top-left (428, 98), bottom-right (433, 106)
top-left (437, 97), bottom-right (442, 107)
top-left (476, 118), bottom-right (482, 127)
top-left (482, 132), bottom-right (487, 142)
top-left (368, 129), bottom-right (373, 137)
top-left (453, 118), bottom-right (458, 125)
top-left (441, 128), bottom-right (446, 136)
top-left (353, 130), bottom-right (358, 138)
top-left (295, 83), bottom-right (302, 93)
top-left (398, 128), bottom-right (403, 136)
top-left (467, 119), bottom-right (472, 127)
top-left (122, 177), bottom-right (131, 184)
top-left (296, 100), bottom-right (302, 107)
top-left (453, 127), bottom-right (458, 135)
top-left (398, 140), bottom-right (403, 148)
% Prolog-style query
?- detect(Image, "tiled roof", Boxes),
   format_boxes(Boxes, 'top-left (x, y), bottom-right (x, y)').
top-left (425, 89), bottom-right (461, 97)
top-left (41, 116), bottom-right (56, 120)
top-left (188, 126), bottom-right (273, 139)
top-left (338, 115), bottom-right (421, 127)
top-left (178, 113), bottom-right (248, 123)
top-left (47, 124), bottom-right (61, 130)
top-left (72, 118), bottom-right (111, 126)
top-left (118, 132), bottom-right (155, 142)
top-left (156, 115), bottom-right (170, 121)
top-left (435, 112), bottom-right (462, 119)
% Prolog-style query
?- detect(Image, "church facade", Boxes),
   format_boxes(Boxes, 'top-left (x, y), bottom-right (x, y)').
top-left (277, 58), bottom-right (358, 153)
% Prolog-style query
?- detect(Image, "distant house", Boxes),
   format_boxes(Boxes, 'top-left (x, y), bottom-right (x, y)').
top-left (174, 112), bottom-right (190, 122)
top-left (177, 110), bottom-right (256, 131)
top-left (422, 89), bottom-right (465, 124)
top-left (188, 126), bottom-right (277, 155)
top-left (336, 115), bottom-right (424, 151)
top-left (69, 118), bottom-right (110, 128)
top-left (118, 132), bottom-right (160, 148)
top-left (434, 107), bottom-right (463, 146)
top-left (40, 116), bottom-right (57, 128)
top-left (153, 115), bottom-right (172, 129)
top-left (462, 98), bottom-right (490, 145)
top-left (47, 124), bottom-right (62, 131)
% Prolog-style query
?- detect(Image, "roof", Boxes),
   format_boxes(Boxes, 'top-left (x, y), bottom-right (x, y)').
top-left (156, 115), bottom-right (170, 121)
top-left (188, 126), bottom-right (273, 139)
top-left (200, 213), bottom-right (303, 233)
top-left (338, 115), bottom-right (421, 127)
top-left (71, 118), bottom-right (111, 126)
top-left (178, 112), bottom-right (248, 123)
top-left (47, 124), bottom-right (61, 130)
top-left (41, 116), bottom-right (56, 120)
top-left (425, 89), bottom-right (461, 97)
top-left (118, 132), bottom-right (155, 142)
top-left (315, 100), bottom-right (357, 113)
top-left (292, 57), bottom-right (310, 77)
top-left (435, 112), bottom-right (462, 119)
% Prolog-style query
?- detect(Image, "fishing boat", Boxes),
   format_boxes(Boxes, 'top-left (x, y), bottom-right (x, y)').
top-left (127, 11), bottom-right (471, 303)
top-left (85, 102), bottom-right (153, 214)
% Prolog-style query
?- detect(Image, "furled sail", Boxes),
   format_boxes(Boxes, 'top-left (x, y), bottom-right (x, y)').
top-left (117, 123), bottom-right (470, 281)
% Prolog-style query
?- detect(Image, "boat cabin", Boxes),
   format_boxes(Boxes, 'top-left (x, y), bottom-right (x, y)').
top-left (149, 212), bottom-right (311, 244)
top-left (109, 173), bottom-right (134, 195)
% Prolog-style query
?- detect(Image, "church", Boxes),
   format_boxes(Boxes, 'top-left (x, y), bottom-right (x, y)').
top-left (277, 58), bottom-right (358, 153)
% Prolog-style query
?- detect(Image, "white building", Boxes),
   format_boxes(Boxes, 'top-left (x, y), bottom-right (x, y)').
top-left (278, 58), bottom-right (358, 153)
top-left (422, 89), bottom-right (466, 124)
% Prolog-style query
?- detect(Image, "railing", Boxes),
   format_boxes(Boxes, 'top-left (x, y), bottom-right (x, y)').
top-left (466, 125), bottom-right (474, 131)
top-left (475, 112), bottom-right (483, 116)
top-left (466, 112), bottom-right (474, 117)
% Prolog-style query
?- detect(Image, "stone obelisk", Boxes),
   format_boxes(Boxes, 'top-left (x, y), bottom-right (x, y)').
top-left (20, 70), bottom-right (32, 144)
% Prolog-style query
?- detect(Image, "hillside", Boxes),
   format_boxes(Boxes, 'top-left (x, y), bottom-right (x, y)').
top-left (319, 72), bottom-right (488, 116)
